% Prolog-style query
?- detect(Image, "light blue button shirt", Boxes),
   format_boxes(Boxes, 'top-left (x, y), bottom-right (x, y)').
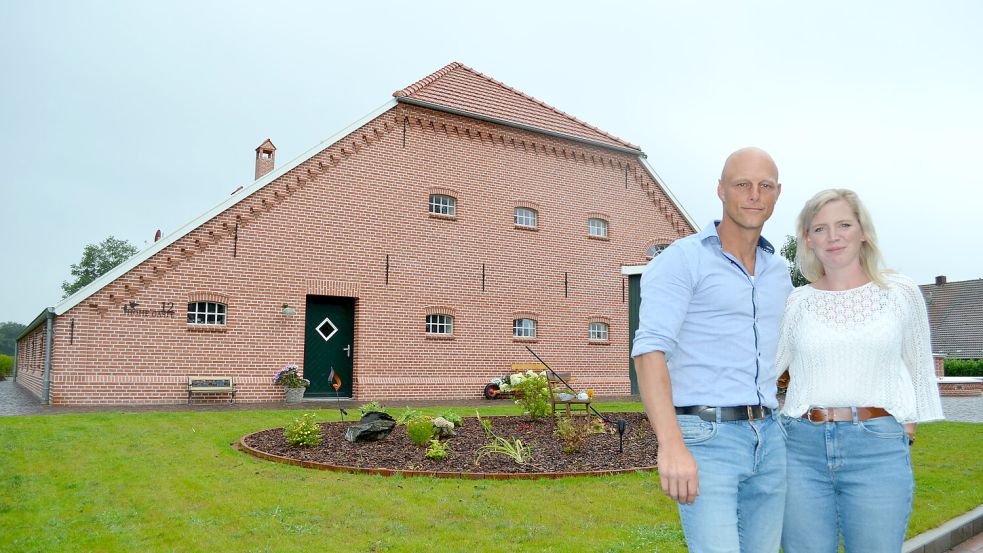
top-left (632, 221), bottom-right (793, 408)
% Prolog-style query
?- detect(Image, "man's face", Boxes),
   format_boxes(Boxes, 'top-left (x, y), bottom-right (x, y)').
top-left (717, 153), bottom-right (781, 232)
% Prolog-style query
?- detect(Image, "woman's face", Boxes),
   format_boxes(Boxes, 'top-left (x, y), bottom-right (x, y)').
top-left (805, 199), bottom-right (866, 273)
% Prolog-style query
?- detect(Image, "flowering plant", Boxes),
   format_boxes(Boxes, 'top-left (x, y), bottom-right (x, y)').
top-left (273, 364), bottom-right (310, 388)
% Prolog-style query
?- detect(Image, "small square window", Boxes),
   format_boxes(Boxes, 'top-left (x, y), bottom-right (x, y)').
top-left (187, 302), bottom-right (227, 325)
top-left (426, 314), bottom-right (454, 335)
top-left (588, 218), bottom-right (608, 238)
top-left (514, 207), bottom-right (538, 227)
top-left (589, 322), bottom-right (609, 341)
top-left (429, 194), bottom-right (457, 217)
top-left (513, 318), bottom-right (537, 338)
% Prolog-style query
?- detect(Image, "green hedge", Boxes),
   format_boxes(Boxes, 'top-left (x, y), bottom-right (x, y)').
top-left (0, 354), bottom-right (12, 377)
top-left (944, 358), bottom-right (983, 377)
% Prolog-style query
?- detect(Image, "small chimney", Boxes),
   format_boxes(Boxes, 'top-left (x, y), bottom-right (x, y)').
top-left (935, 275), bottom-right (947, 286)
top-left (254, 138), bottom-right (276, 180)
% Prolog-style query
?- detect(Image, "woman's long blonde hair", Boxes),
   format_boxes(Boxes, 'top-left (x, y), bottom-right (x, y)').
top-left (794, 188), bottom-right (888, 287)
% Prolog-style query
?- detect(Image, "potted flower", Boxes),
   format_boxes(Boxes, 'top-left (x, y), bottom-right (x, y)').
top-left (274, 364), bottom-right (309, 403)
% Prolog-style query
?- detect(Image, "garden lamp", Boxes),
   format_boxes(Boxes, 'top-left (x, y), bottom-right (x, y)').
top-left (617, 419), bottom-right (627, 453)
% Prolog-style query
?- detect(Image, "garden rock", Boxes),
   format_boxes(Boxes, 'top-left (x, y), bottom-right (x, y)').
top-left (432, 416), bottom-right (456, 438)
top-left (345, 411), bottom-right (396, 443)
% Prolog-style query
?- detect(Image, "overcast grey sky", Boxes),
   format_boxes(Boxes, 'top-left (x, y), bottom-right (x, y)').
top-left (3, 1), bottom-right (981, 325)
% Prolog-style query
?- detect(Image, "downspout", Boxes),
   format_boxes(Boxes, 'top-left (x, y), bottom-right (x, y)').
top-left (12, 339), bottom-right (17, 379)
top-left (42, 307), bottom-right (55, 405)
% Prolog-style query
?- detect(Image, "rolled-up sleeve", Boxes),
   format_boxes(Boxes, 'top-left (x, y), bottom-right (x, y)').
top-left (632, 244), bottom-right (694, 359)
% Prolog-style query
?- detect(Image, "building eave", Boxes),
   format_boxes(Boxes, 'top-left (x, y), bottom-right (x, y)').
top-left (395, 96), bottom-right (646, 158)
top-left (637, 157), bottom-right (699, 232)
top-left (49, 98), bottom-right (400, 317)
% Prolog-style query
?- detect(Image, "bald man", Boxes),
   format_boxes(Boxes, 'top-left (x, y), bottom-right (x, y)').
top-left (633, 148), bottom-right (793, 552)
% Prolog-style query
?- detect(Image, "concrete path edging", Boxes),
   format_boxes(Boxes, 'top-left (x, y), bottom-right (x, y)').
top-left (904, 504), bottom-right (983, 553)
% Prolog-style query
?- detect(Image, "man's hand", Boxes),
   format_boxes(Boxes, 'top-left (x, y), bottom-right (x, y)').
top-left (634, 351), bottom-right (701, 504)
top-left (658, 440), bottom-right (700, 504)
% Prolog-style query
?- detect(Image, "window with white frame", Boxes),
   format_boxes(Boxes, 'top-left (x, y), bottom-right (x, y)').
top-left (589, 322), bottom-right (609, 341)
top-left (426, 314), bottom-right (454, 335)
top-left (187, 302), bottom-right (226, 325)
top-left (514, 207), bottom-right (538, 227)
top-left (647, 243), bottom-right (669, 258)
top-left (429, 194), bottom-right (457, 216)
top-left (513, 318), bottom-right (537, 338)
top-left (588, 218), bottom-right (609, 238)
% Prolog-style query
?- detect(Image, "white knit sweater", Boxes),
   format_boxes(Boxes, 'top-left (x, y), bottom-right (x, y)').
top-left (777, 273), bottom-right (944, 423)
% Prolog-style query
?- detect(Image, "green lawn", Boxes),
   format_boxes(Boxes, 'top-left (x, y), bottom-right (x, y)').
top-left (0, 404), bottom-right (979, 552)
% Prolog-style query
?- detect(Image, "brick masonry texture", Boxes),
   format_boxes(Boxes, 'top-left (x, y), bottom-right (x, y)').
top-left (16, 103), bottom-right (692, 405)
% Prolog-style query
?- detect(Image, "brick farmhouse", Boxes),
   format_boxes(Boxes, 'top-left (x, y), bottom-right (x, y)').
top-left (14, 62), bottom-right (696, 404)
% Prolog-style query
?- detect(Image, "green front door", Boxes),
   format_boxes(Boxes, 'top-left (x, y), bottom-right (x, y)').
top-left (303, 296), bottom-right (355, 398)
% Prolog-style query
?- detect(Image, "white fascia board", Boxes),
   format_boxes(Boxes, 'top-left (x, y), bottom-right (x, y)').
top-left (621, 265), bottom-right (647, 276)
top-left (637, 157), bottom-right (700, 232)
top-left (53, 98), bottom-right (400, 316)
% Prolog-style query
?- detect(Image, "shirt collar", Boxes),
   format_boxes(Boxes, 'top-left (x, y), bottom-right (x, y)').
top-left (700, 220), bottom-right (776, 254)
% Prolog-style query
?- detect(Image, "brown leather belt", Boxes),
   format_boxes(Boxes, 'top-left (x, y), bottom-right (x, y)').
top-left (803, 407), bottom-right (891, 423)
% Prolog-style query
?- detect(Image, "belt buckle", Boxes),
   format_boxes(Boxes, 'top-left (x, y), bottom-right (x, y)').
top-left (807, 408), bottom-right (824, 423)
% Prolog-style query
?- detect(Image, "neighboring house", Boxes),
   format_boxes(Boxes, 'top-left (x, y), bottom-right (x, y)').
top-left (15, 62), bottom-right (696, 405)
top-left (919, 275), bottom-right (983, 360)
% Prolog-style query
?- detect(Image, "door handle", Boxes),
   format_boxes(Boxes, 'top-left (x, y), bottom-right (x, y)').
top-left (343, 345), bottom-right (351, 358)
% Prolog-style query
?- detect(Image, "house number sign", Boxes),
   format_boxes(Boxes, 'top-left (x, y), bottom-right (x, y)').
top-left (122, 301), bottom-right (176, 318)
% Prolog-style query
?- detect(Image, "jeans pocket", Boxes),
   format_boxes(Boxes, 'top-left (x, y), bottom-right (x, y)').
top-left (677, 415), bottom-right (717, 444)
top-left (859, 416), bottom-right (904, 439)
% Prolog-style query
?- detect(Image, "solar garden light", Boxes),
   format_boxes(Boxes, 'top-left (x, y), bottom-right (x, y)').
top-left (617, 419), bottom-right (627, 453)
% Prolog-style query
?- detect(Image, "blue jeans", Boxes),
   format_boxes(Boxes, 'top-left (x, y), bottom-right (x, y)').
top-left (781, 413), bottom-right (913, 553)
top-left (676, 413), bottom-right (787, 553)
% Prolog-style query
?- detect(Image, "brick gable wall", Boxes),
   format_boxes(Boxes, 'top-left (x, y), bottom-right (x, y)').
top-left (20, 103), bottom-right (691, 404)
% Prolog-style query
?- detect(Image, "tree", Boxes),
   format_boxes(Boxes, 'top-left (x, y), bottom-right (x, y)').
top-left (0, 321), bottom-right (26, 356)
top-left (62, 236), bottom-right (139, 297)
top-left (780, 235), bottom-right (809, 287)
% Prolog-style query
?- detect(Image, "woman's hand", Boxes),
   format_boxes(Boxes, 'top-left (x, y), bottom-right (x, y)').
top-left (904, 423), bottom-right (917, 445)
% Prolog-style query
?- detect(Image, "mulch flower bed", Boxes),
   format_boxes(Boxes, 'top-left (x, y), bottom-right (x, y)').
top-left (239, 412), bottom-right (659, 479)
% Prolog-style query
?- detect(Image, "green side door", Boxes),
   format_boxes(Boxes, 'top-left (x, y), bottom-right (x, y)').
top-left (303, 296), bottom-right (355, 398)
top-left (628, 274), bottom-right (641, 395)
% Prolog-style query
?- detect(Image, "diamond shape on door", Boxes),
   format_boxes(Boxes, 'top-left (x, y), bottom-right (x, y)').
top-left (316, 317), bottom-right (338, 341)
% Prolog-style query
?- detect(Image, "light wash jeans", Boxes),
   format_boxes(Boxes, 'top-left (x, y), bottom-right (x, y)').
top-left (676, 413), bottom-right (787, 553)
top-left (781, 413), bottom-right (914, 553)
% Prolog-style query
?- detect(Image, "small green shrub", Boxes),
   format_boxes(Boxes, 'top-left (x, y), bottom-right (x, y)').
top-left (0, 354), bottom-right (12, 378)
top-left (474, 413), bottom-right (533, 465)
top-left (358, 401), bottom-right (386, 417)
top-left (944, 358), bottom-right (983, 377)
top-left (284, 413), bottom-right (322, 447)
top-left (424, 439), bottom-right (449, 461)
top-left (588, 417), bottom-right (608, 435)
top-left (513, 373), bottom-right (551, 420)
top-left (479, 416), bottom-right (493, 433)
top-left (436, 411), bottom-right (463, 427)
top-left (394, 408), bottom-right (423, 425)
top-left (406, 416), bottom-right (435, 446)
top-left (554, 416), bottom-right (588, 454)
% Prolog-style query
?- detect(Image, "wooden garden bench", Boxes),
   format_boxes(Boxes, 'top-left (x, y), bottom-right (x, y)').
top-left (187, 376), bottom-right (237, 404)
top-left (510, 363), bottom-right (591, 417)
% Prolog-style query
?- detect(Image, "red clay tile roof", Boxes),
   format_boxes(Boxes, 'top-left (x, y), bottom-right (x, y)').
top-left (919, 278), bottom-right (983, 359)
top-left (394, 62), bottom-right (640, 152)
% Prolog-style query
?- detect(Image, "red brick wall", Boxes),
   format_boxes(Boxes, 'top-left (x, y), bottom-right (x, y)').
top-left (15, 323), bottom-right (46, 399)
top-left (36, 104), bottom-right (692, 404)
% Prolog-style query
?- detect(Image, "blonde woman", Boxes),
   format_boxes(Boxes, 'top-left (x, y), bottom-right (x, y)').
top-left (777, 189), bottom-right (943, 553)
